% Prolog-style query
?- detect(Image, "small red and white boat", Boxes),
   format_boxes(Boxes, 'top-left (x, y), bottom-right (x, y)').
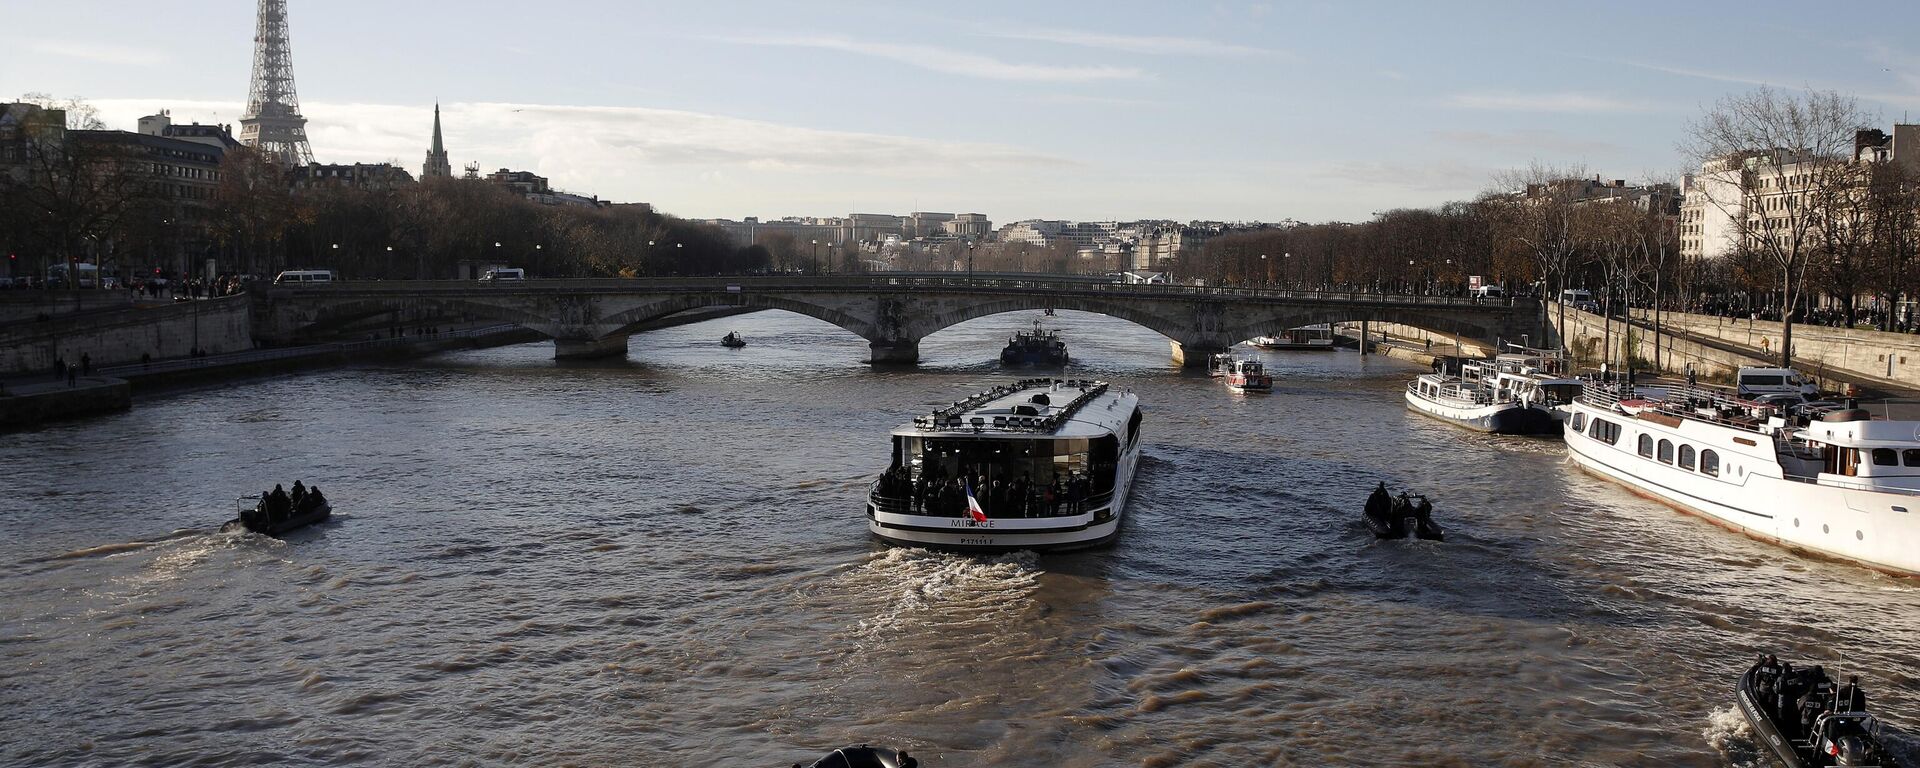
top-left (1226, 359), bottom-right (1273, 393)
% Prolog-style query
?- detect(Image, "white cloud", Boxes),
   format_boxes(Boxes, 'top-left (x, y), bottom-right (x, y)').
top-left (714, 34), bottom-right (1144, 82)
top-left (1446, 91), bottom-right (1655, 114)
top-left (26, 40), bottom-right (169, 66)
top-left (981, 30), bottom-right (1276, 58)
top-left (86, 98), bottom-right (1074, 208)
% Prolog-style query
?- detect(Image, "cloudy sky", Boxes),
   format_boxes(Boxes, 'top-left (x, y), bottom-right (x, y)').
top-left (9, 0), bottom-right (1920, 224)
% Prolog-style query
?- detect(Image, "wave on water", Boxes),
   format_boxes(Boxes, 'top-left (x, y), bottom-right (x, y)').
top-left (842, 548), bottom-right (1043, 643)
top-left (1703, 705), bottom-right (1765, 768)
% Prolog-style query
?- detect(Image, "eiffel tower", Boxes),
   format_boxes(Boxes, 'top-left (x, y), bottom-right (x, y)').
top-left (238, 0), bottom-right (314, 165)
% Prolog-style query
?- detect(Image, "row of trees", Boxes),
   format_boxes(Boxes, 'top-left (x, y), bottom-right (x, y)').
top-left (0, 95), bottom-right (763, 283)
top-left (1181, 87), bottom-right (1920, 367)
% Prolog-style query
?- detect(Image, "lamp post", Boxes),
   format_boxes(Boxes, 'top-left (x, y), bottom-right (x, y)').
top-left (673, 242), bottom-right (682, 275)
top-left (811, 239), bottom-right (820, 274)
top-left (646, 240), bottom-right (654, 277)
top-left (967, 242), bottom-right (975, 276)
top-left (1260, 253), bottom-right (1269, 287)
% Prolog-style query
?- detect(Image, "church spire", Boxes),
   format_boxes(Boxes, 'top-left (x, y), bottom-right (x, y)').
top-left (423, 102), bottom-right (452, 179)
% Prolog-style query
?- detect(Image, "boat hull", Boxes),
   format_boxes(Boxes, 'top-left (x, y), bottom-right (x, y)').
top-left (1000, 350), bottom-right (1068, 366)
top-left (1404, 390), bottom-right (1560, 435)
top-left (1564, 401), bottom-right (1920, 576)
top-left (221, 503), bottom-right (331, 537)
top-left (1737, 666), bottom-right (1810, 768)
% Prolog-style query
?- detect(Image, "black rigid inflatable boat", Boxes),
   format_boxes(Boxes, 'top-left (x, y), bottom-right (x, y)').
top-left (1738, 654), bottom-right (1901, 767)
top-left (1362, 485), bottom-right (1445, 541)
top-left (223, 485), bottom-right (332, 537)
top-left (795, 745), bottom-right (918, 768)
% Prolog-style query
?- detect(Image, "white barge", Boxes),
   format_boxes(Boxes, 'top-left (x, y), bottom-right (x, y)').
top-left (866, 378), bottom-right (1144, 552)
top-left (1565, 382), bottom-right (1920, 576)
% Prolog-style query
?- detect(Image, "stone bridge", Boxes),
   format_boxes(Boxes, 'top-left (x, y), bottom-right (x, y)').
top-left (251, 274), bottom-right (1537, 366)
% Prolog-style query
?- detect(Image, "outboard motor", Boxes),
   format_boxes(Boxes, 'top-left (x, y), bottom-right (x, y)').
top-left (799, 745), bottom-right (918, 768)
top-left (1834, 734), bottom-right (1872, 766)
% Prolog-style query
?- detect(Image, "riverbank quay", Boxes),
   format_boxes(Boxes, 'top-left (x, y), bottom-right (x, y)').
top-left (0, 295), bottom-right (253, 376)
top-left (0, 376), bottom-right (130, 430)
top-left (1546, 303), bottom-right (1918, 399)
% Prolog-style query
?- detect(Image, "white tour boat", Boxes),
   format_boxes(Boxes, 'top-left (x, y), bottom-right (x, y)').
top-left (1565, 381), bottom-right (1920, 576)
top-left (1225, 359), bottom-right (1273, 393)
top-left (866, 378), bottom-right (1145, 551)
top-left (1404, 358), bottom-right (1562, 435)
top-left (1250, 325), bottom-right (1336, 350)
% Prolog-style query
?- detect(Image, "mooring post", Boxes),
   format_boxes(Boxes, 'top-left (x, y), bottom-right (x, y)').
top-left (1360, 319), bottom-right (1369, 356)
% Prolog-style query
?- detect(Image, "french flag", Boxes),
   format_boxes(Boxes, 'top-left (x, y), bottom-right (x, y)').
top-left (964, 479), bottom-right (989, 523)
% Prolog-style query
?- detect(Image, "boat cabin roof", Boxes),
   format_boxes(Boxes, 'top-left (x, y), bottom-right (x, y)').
top-left (896, 378), bottom-right (1137, 439)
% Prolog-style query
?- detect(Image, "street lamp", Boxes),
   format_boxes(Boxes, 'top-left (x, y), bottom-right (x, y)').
top-left (811, 239), bottom-right (820, 274)
top-left (1259, 253), bottom-right (1268, 287)
top-left (646, 239), bottom-right (655, 276)
top-left (967, 242), bottom-right (975, 276)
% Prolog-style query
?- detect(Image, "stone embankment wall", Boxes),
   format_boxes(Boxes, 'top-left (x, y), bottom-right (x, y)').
top-left (0, 291), bottom-right (134, 322)
top-left (0, 297), bottom-right (253, 375)
top-left (1629, 309), bottom-right (1920, 387)
top-left (1548, 303), bottom-right (1766, 380)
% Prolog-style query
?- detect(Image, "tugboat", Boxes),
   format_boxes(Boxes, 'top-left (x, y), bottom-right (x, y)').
top-left (1225, 358), bottom-right (1273, 393)
top-left (795, 745), bottom-right (919, 768)
top-left (720, 331), bottom-right (746, 348)
top-left (999, 321), bottom-right (1068, 366)
top-left (1737, 654), bottom-right (1901, 767)
top-left (866, 378), bottom-right (1144, 551)
top-left (1361, 483), bottom-right (1444, 540)
top-left (222, 482), bottom-right (331, 536)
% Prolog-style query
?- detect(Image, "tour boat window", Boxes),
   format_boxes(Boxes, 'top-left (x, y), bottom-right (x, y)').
top-left (1657, 439), bottom-right (1674, 464)
top-left (1638, 434), bottom-right (1654, 458)
top-left (1701, 450), bottom-right (1720, 477)
top-left (1571, 413), bottom-right (1586, 432)
top-left (1906, 449), bottom-right (1920, 467)
top-left (1678, 445), bottom-right (1696, 470)
top-left (1873, 448), bottom-right (1898, 466)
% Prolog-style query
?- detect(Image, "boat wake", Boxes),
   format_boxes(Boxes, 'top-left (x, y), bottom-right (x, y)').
top-left (1702, 705), bottom-right (1765, 768)
top-left (842, 548), bottom-right (1043, 643)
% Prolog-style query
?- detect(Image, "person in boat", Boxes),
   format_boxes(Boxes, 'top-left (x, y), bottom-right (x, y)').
top-left (291, 480), bottom-right (306, 505)
top-left (267, 484), bottom-right (291, 523)
top-left (1365, 482), bottom-right (1391, 520)
top-left (1836, 674), bottom-right (1866, 712)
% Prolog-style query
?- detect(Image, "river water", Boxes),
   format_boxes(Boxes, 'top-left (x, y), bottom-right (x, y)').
top-left (4, 310), bottom-right (1918, 767)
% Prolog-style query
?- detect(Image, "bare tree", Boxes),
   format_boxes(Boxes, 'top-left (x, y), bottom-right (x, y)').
top-left (1684, 86), bottom-right (1870, 367)
top-left (1487, 161), bottom-right (1589, 346)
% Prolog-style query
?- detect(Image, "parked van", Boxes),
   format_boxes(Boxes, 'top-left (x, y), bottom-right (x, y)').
top-left (273, 270), bottom-right (336, 284)
top-left (1735, 367), bottom-right (1820, 400)
top-left (479, 267), bottom-right (526, 282)
top-left (1471, 284), bottom-right (1505, 298)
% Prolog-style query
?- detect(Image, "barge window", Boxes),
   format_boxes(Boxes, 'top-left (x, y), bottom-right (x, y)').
top-left (1679, 445), bottom-right (1696, 470)
top-left (1701, 449), bottom-right (1720, 476)
top-left (1906, 449), bottom-right (1920, 467)
top-left (1872, 448), bottom-right (1898, 466)
top-left (1657, 439), bottom-right (1674, 464)
top-left (1638, 434), bottom-right (1654, 458)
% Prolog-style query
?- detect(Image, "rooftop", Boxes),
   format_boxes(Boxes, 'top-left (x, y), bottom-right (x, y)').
top-left (902, 379), bottom-right (1129, 438)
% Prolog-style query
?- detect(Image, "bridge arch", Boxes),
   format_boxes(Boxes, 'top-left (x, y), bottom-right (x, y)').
top-left (1220, 306), bottom-right (1517, 350)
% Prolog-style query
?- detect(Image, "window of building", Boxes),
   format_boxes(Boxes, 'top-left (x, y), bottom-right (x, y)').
top-left (1638, 434), bottom-right (1654, 458)
top-left (1679, 445), bottom-right (1696, 470)
top-left (1658, 439), bottom-right (1674, 464)
top-left (1873, 448), bottom-right (1898, 466)
top-left (1701, 450), bottom-right (1720, 477)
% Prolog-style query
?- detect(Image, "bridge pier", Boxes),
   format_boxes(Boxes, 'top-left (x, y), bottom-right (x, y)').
top-left (867, 339), bottom-right (920, 365)
top-left (554, 334), bottom-right (630, 360)
top-left (1170, 340), bottom-right (1229, 368)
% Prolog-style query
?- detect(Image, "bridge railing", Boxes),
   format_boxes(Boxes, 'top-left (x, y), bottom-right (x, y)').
top-left (260, 274), bottom-right (1535, 308)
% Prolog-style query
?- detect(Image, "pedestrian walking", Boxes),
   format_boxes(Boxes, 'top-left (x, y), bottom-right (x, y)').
top-left (67, 364), bottom-right (77, 387)
top-left (80, 353), bottom-right (91, 375)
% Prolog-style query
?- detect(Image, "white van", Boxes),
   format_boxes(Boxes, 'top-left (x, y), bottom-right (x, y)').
top-left (479, 267), bottom-right (526, 282)
top-left (273, 270), bottom-right (336, 284)
top-left (1736, 367), bottom-right (1820, 400)
top-left (1471, 284), bottom-right (1505, 298)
